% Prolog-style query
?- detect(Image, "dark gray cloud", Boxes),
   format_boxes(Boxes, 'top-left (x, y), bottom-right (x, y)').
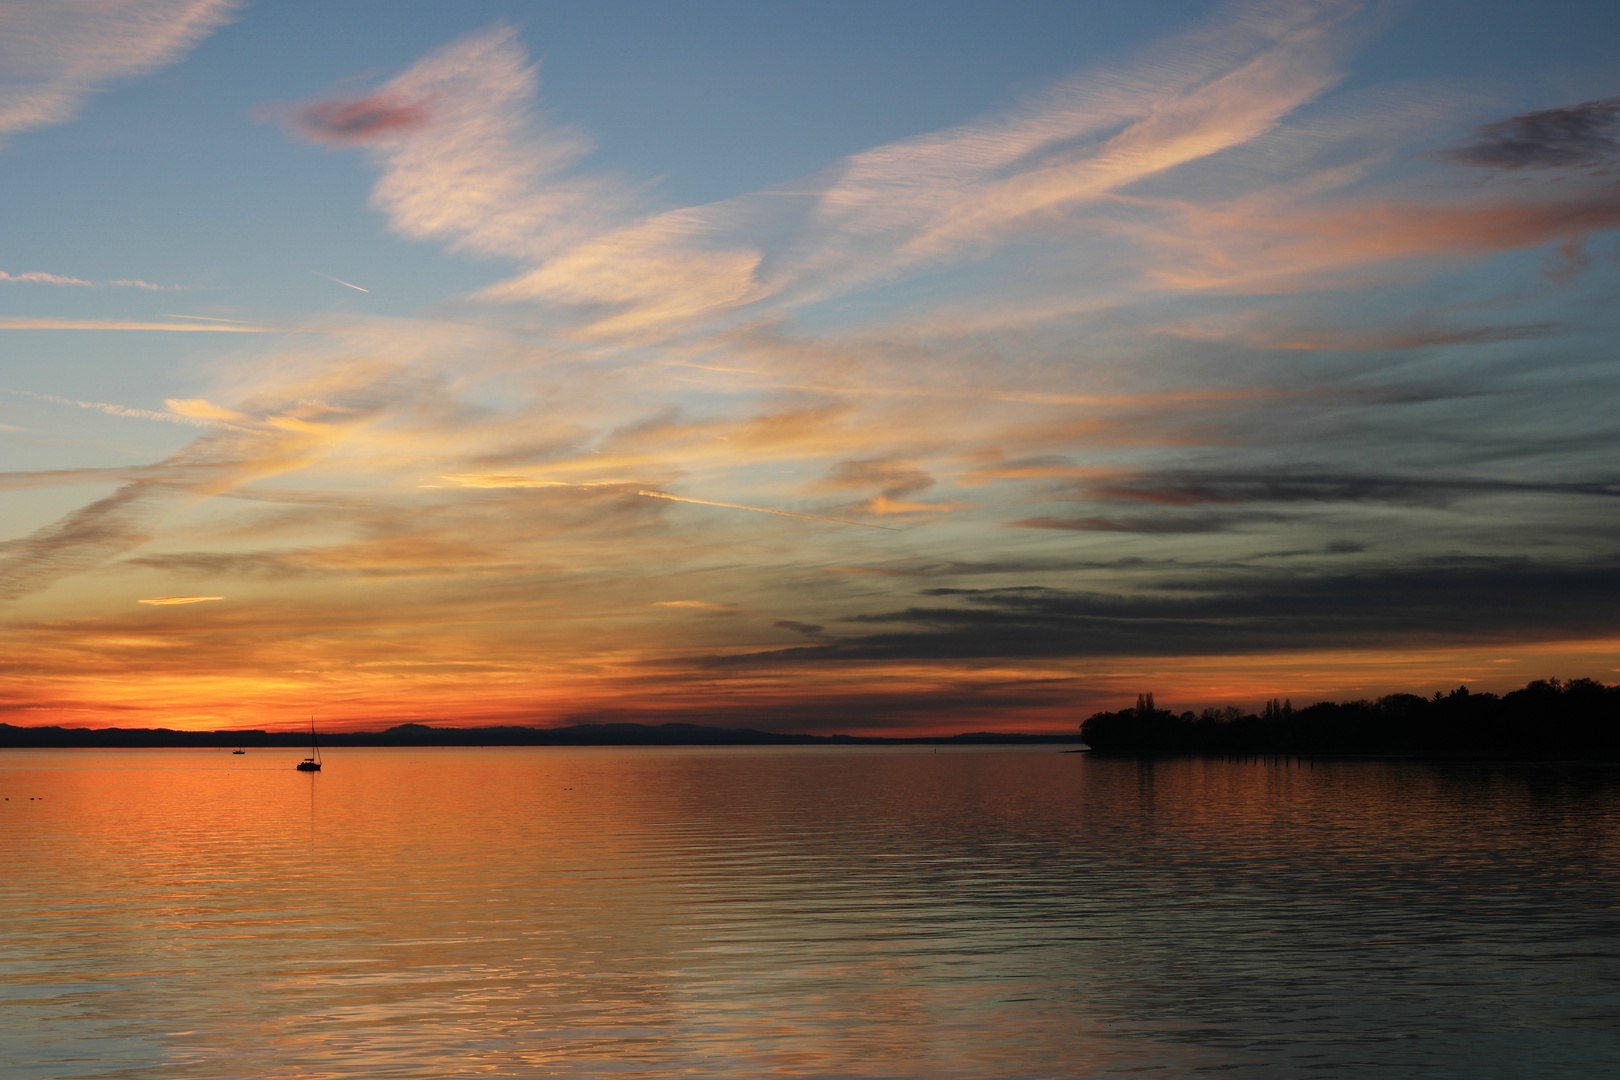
top-left (549, 672), bottom-right (1089, 734)
top-left (122, 551), bottom-right (318, 578)
top-left (821, 556), bottom-right (1190, 579)
top-left (1010, 513), bottom-right (1278, 534)
top-left (1084, 471), bottom-right (1620, 509)
top-left (712, 558), bottom-right (1620, 664)
top-left (1448, 97), bottom-right (1620, 169)
top-left (0, 483), bottom-right (167, 601)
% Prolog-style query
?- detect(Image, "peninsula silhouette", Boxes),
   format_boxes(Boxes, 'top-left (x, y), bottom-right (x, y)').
top-left (1079, 678), bottom-right (1620, 758)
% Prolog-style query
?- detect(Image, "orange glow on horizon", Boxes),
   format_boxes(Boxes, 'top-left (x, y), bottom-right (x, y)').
top-left (5, 637), bottom-right (1615, 737)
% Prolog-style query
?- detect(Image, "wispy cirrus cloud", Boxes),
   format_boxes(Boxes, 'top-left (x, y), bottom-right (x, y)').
top-left (786, 0), bottom-right (1374, 291)
top-left (107, 278), bottom-right (191, 291)
top-left (0, 270), bottom-right (92, 286)
top-left (0, 270), bottom-right (189, 289)
top-left (294, 3), bottom-right (1388, 339)
top-left (1126, 189), bottom-right (1620, 292)
top-left (291, 25), bottom-right (633, 267)
top-left (0, 0), bottom-right (238, 145)
top-left (0, 317), bottom-right (272, 331)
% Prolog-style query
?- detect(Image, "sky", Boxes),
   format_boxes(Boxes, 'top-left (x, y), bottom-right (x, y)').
top-left (3, 0), bottom-right (1620, 735)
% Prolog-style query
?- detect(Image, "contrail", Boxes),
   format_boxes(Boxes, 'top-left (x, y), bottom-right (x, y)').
top-left (0, 387), bottom-right (223, 429)
top-left (0, 317), bottom-right (270, 331)
top-left (315, 271), bottom-right (369, 293)
top-left (637, 490), bottom-right (898, 530)
top-left (138, 596), bottom-right (225, 605)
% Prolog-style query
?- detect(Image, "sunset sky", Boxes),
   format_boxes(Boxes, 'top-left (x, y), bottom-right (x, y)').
top-left (3, 0), bottom-right (1620, 734)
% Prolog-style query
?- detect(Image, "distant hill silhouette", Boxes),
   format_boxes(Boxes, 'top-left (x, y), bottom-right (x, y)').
top-left (1080, 679), bottom-right (1620, 758)
top-left (9, 679), bottom-right (1616, 755)
top-left (0, 720), bottom-right (1075, 749)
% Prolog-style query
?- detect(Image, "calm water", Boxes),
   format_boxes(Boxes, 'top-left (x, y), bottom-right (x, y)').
top-left (2, 747), bottom-right (1618, 1079)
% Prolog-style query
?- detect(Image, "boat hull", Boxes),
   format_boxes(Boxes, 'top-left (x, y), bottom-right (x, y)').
top-left (296, 760), bottom-right (321, 771)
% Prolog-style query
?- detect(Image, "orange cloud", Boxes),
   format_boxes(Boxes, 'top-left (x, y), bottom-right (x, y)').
top-left (1137, 189), bottom-right (1620, 292)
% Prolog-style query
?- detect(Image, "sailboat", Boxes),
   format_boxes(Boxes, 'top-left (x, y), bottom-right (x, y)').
top-left (296, 716), bottom-right (322, 771)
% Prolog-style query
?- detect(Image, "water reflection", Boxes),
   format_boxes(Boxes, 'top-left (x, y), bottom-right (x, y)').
top-left (2, 748), bottom-right (1617, 1078)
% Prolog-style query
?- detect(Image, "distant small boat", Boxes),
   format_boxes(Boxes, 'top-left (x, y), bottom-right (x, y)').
top-left (296, 716), bottom-right (322, 771)
top-left (232, 747), bottom-right (245, 755)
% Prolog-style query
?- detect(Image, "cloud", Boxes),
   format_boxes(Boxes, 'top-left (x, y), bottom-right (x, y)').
top-left (1077, 471), bottom-right (1620, 509)
top-left (550, 677), bottom-right (1081, 734)
top-left (123, 551), bottom-right (313, 578)
top-left (821, 459), bottom-right (935, 499)
top-left (318, 4), bottom-right (1385, 340)
top-left (0, 484), bottom-right (166, 601)
top-left (1447, 96), bottom-right (1620, 169)
top-left (773, 558), bottom-right (1620, 662)
top-left (107, 278), bottom-right (190, 290)
top-left (0, 466), bottom-right (154, 490)
top-left (138, 595), bottom-right (224, 605)
top-left (14, 5), bottom-right (1620, 734)
top-left (331, 24), bottom-right (632, 265)
top-left (815, 457), bottom-right (961, 515)
top-left (1157, 313), bottom-right (1558, 351)
top-left (0, 317), bottom-right (274, 331)
top-left (0, 343), bottom-right (431, 601)
top-left (0, 0), bottom-right (238, 144)
top-left (330, 3), bottom-right (1601, 349)
top-left (3, 387), bottom-right (248, 430)
top-left (477, 219), bottom-right (764, 337)
top-left (636, 489), bottom-right (900, 530)
top-left (1009, 514), bottom-right (1262, 534)
top-left (0, 270), bottom-right (187, 289)
top-left (285, 93), bottom-right (430, 144)
top-left (1125, 189), bottom-right (1620, 293)
top-left (0, 270), bottom-right (91, 286)
top-left (302, 26), bottom-right (759, 337)
top-left (757, 0), bottom-right (1375, 305)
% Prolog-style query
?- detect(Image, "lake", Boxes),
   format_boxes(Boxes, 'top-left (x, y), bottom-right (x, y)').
top-left (3, 747), bottom-right (1617, 1078)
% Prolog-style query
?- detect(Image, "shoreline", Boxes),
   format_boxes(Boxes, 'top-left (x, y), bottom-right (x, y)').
top-left (0, 723), bottom-right (1083, 749)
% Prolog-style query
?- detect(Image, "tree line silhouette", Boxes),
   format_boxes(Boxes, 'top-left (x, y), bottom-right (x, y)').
top-left (1080, 678), bottom-right (1620, 757)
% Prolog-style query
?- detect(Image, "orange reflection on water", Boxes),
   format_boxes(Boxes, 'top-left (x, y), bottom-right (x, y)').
top-left (5, 747), bottom-right (1618, 1078)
